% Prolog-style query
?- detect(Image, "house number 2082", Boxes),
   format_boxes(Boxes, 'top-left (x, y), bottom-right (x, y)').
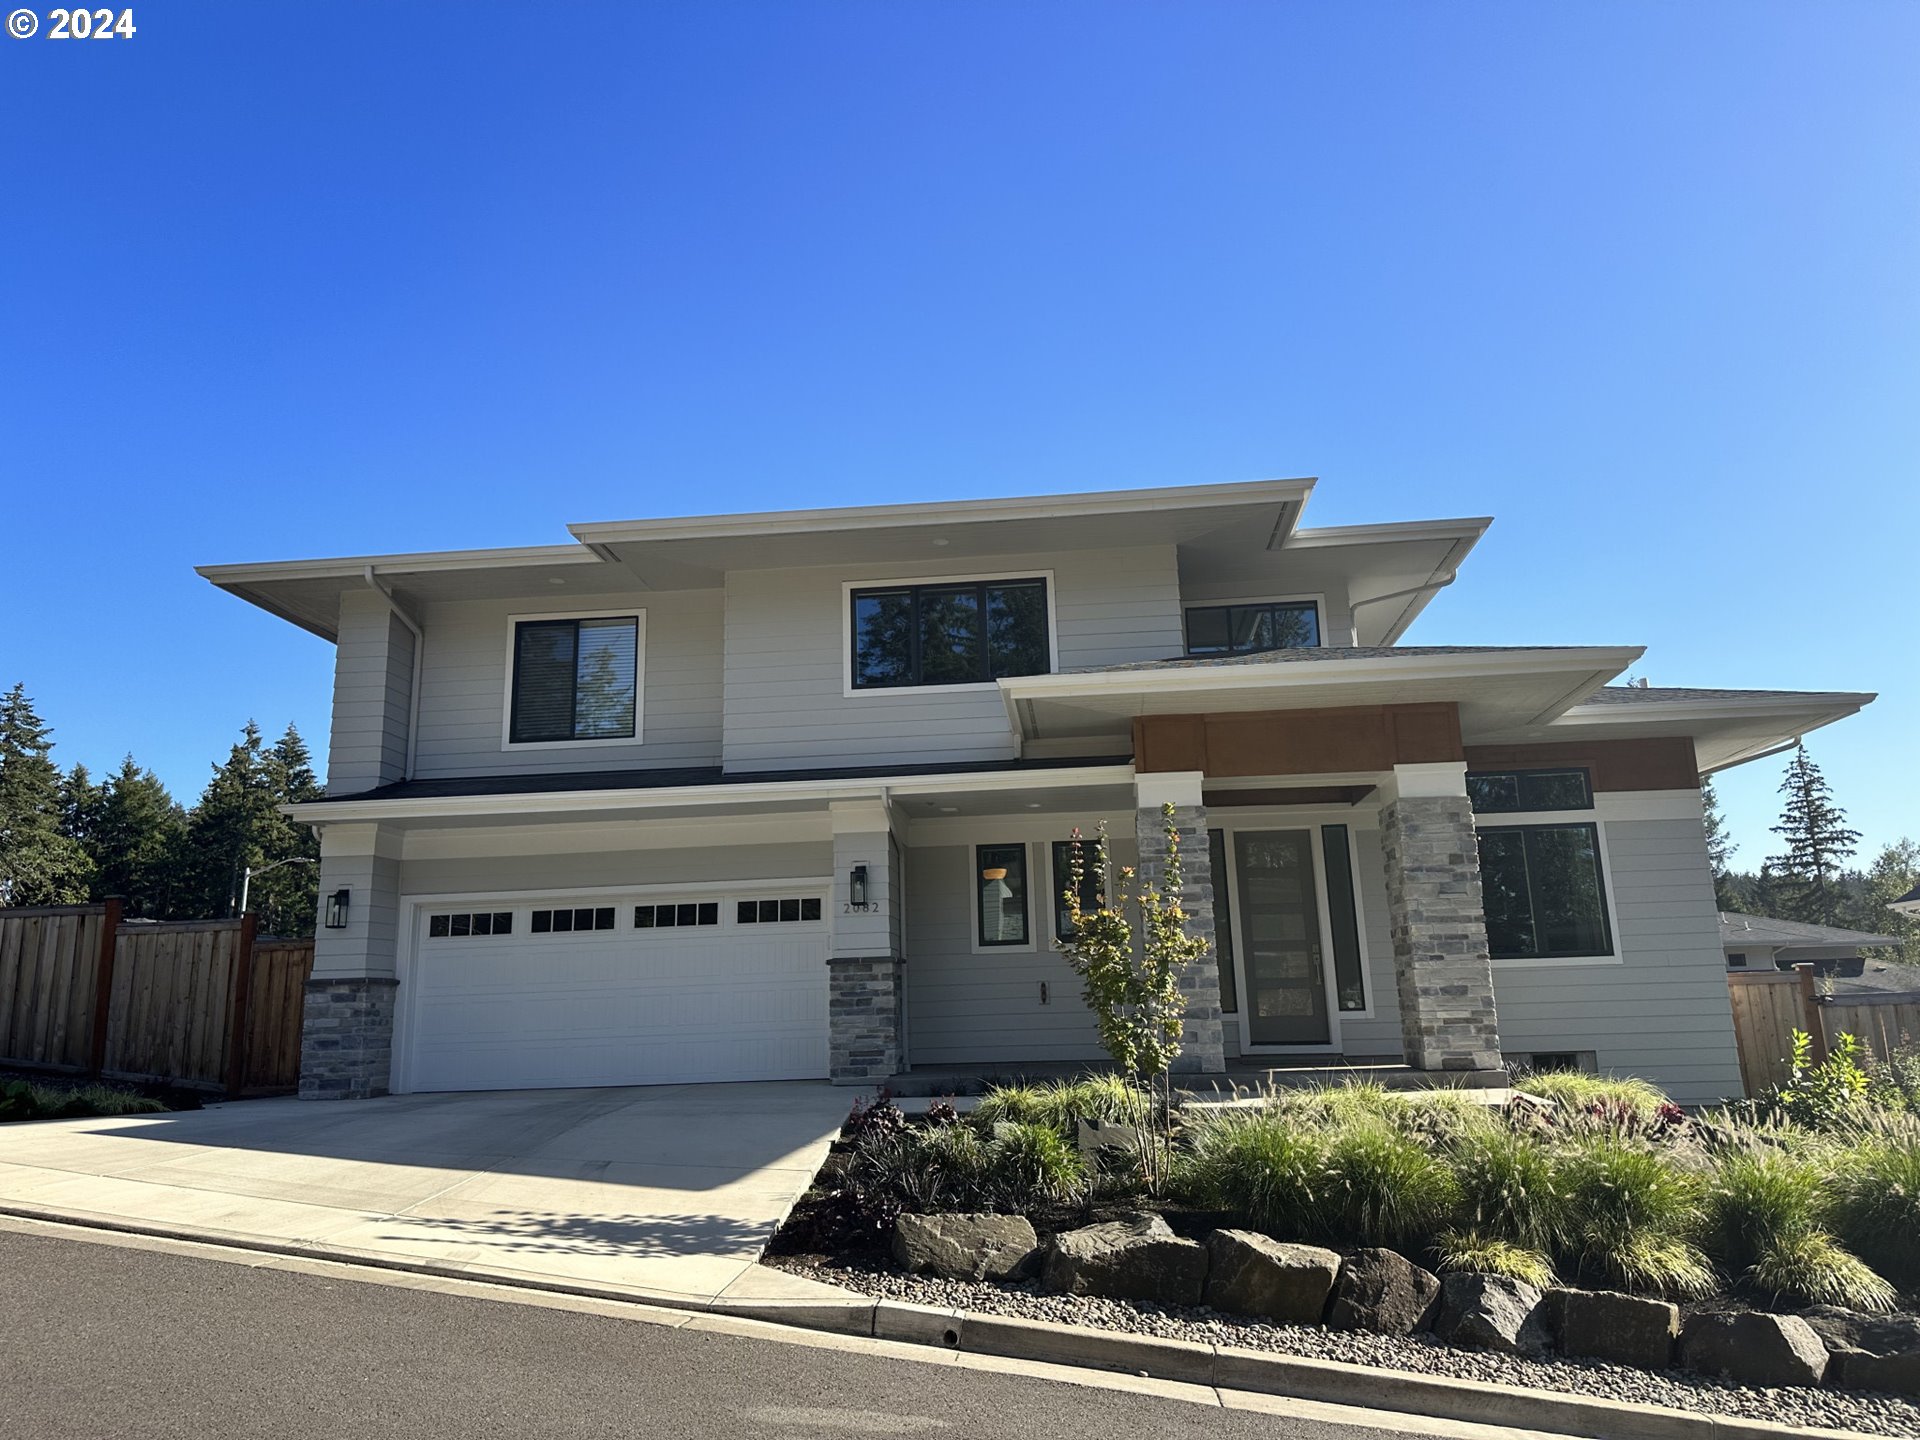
top-left (842, 901), bottom-right (882, 914)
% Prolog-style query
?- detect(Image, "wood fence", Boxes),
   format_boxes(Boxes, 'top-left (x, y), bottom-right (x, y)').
top-left (0, 902), bottom-right (313, 1095)
top-left (1728, 964), bottom-right (1920, 1098)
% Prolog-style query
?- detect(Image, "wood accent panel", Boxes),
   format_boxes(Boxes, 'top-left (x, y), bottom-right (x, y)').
top-left (1463, 737), bottom-right (1699, 792)
top-left (1133, 703), bottom-right (1463, 778)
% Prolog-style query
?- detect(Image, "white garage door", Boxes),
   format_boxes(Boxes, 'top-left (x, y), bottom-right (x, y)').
top-left (400, 888), bottom-right (830, 1092)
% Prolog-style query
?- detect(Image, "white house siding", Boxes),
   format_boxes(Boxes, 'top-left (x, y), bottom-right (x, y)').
top-left (327, 589), bottom-right (414, 794)
top-left (408, 591), bottom-right (724, 780)
top-left (721, 546), bottom-right (1184, 772)
top-left (399, 841), bottom-right (832, 900)
top-left (1489, 794), bottom-right (1743, 1106)
top-left (904, 835), bottom-right (1146, 1067)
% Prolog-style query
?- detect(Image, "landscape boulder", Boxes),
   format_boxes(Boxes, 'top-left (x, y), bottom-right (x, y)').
top-left (1325, 1248), bottom-right (1441, 1335)
top-left (1680, 1311), bottom-right (1829, 1388)
top-left (1554, 1288), bottom-right (1680, 1370)
top-left (1802, 1307), bottom-right (1920, 1397)
top-left (1433, 1274), bottom-right (1550, 1357)
top-left (1041, 1213), bottom-right (1209, 1306)
top-left (892, 1212), bottom-right (1039, 1281)
top-left (1202, 1231), bottom-right (1341, 1325)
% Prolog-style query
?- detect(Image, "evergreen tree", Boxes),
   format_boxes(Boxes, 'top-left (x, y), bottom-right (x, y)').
top-left (0, 683), bottom-right (94, 905)
top-left (1765, 743), bottom-right (1861, 928)
top-left (88, 756), bottom-right (188, 919)
top-left (1701, 778), bottom-right (1739, 911)
top-left (1848, 839), bottom-right (1920, 967)
top-left (60, 763), bottom-right (103, 851)
top-left (179, 722), bottom-right (322, 936)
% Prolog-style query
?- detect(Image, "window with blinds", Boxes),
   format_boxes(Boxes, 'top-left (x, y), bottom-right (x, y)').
top-left (509, 615), bottom-right (639, 744)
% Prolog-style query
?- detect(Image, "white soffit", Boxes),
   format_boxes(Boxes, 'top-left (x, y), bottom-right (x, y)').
top-left (999, 648), bottom-right (1642, 745)
top-left (1486, 690), bottom-right (1879, 774)
top-left (568, 479), bottom-right (1316, 590)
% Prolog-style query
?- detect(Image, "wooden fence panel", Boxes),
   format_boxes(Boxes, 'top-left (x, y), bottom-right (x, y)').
top-left (1728, 970), bottom-right (1815, 1098)
top-left (104, 920), bottom-right (245, 1090)
top-left (240, 939), bottom-right (314, 1094)
top-left (1819, 996), bottom-right (1920, 1065)
top-left (0, 905), bottom-right (105, 1074)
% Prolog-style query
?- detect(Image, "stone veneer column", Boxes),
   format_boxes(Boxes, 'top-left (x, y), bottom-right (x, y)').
top-left (827, 797), bottom-right (904, 1085)
top-left (1380, 762), bottom-right (1504, 1073)
top-left (1134, 772), bottom-right (1226, 1075)
top-left (300, 821), bottom-right (402, 1100)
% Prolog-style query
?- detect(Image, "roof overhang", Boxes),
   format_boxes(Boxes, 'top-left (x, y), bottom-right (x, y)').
top-left (1480, 690), bottom-right (1878, 774)
top-left (1261, 517), bottom-right (1492, 644)
top-left (569, 479), bottom-right (1316, 591)
top-left (998, 647), bottom-right (1643, 750)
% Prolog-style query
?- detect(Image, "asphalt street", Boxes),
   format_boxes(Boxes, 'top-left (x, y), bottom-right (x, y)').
top-left (0, 1226), bottom-right (1506, 1440)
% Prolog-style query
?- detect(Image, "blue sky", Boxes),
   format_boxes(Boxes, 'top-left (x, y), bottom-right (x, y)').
top-left (2, 1), bottom-right (1914, 869)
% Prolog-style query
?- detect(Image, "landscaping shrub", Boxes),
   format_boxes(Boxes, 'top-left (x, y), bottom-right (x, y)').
top-left (1554, 1135), bottom-right (1715, 1297)
top-left (1774, 1031), bottom-right (1881, 1129)
top-left (973, 1075), bottom-right (1147, 1137)
top-left (1449, 1125), bottom-right (1565, 1254)
top-left (1183, 1109), bottom-right (1331, 1238)
top-left (1707, 1148), bottom-right (1895, 1311)
top-left (1320, 1115), bottom-right (1459, 1249)
top-left (983, 1119), bottom-right (1088, 1209)
top-left (1434, 1231), bottom-right (1557, 1288)
top-left (1513, 1070), bottom-right (1669, 1121)
top-left (1831, 1125), bottom-right (1920, 1290)
top-left (0, 1078), bottom-right (169, 1123)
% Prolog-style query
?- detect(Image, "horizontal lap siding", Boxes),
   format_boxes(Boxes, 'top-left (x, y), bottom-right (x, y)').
top-left (411, 592), bottom-right (723, 778)
top-left (328, 591), bottom-right (413, 793)
top-left (401, 842), bottom-right (832, 898)
top-left (1490, 803), bottom-right (1743, 1106)
top-left (906, 842), bottom-right (1133, 1066)
top-left (723, 547), bottom-right (1183, 771)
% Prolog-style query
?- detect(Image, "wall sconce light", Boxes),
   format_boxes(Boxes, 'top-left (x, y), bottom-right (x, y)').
top-left (848, 865), bottom-right (869, 910)
top-left (324, 889), bottom-right (351, 930)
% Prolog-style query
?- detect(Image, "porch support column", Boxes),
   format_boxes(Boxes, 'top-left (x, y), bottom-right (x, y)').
top-left (1380, 762), bottom-right (1504, 1075)
top-left (1134, 772), bottom-right (1226, 1075)
top-left (300, 821), bottom-right (403, 1100)
top-left (827, 796), bottom-right (904, 1086)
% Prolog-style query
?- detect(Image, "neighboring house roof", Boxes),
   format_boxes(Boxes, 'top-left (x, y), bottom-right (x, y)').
top-left (1894, 882), bottom-right (1920, 917)
top-left (1719, 912), bottom-right (1903, 949)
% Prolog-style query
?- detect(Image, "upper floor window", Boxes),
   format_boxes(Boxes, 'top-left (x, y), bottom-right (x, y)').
top-left (850, 578), bottom-right (1049, 689)
top-left (508, 614), bottom-right (640, 745)
top-left (1466, 768), bottom-right (1592, 813)
top-left (1184, 600), bottom-right (1319, 656)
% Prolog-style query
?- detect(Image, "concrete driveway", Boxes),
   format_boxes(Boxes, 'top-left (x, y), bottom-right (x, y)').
top-left (0, 1082), bottom-right (857, 1307)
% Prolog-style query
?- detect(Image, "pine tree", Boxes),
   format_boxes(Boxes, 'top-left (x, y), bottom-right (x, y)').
top-left (1765, 743), bottom-right (1861, 928)
top-left (254, 725), bottom-right (321, 936)
top-left (0, 684), bottom-right (94, 905)
top-left (1701, 778), bottom-right (1739, 911)
top-left (61, 763), bottom-right (103, 851)
top-left (89, 756), bottom-right (188, 919)
top-left (180, 721), bottom-right (280, 921)
top-left (1849, 839), bottom-right (1920, 967)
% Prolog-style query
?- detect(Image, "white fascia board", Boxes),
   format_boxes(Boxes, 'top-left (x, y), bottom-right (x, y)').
top-left (1284, 516), bottom-right (1494, 549)
top-left (195, 544), bottom-right (602, 585)
top-left (567, 478), bottom-right (1318, 546)
top-left (1001, 647), bottom-right (1644, 703)
top-left (283, 763), bottom-right (1140, 825)
top-left (1557, 692), bottom-right (1877, 726)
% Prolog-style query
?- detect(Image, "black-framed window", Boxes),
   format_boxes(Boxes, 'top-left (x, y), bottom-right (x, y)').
top-left (851, 579), bottom-right (1049, 689)
top-left (530, 906), bottom-right (617, 934)
top-left (1478, 823), bottom-right (1614, 960)
top-left (1727, 951), bottom-right (1748, 970)
top-left (1209, 829), bottom-right (1237, 1014)
top-left (1466, 768), bottom-right (1592, 813)
top-left (976, 843), bottom-right (1029, 947)
top-left (1050, 840), bottom-right (1105, 942)
top-left (736, 897), bottom-right (823, 924)
top-left (510, 616), bottom-right (638, 744)
top-left (1184, 600), bottom-right (1319, 656)
top-left (1321, 825), bottom-right (1368, 1012)
top-left (635, 902), bottom-right (720, 929)
top-left (428, 911), bottom-right (514, 938)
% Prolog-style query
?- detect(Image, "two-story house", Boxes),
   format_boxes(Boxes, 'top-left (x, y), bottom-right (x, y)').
top-left (198, 478), bottom-right (1873, 1106)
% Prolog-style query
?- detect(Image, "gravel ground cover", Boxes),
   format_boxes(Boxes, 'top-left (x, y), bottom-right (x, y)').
top-left (766, 1256), bottom-right (1920, 1437)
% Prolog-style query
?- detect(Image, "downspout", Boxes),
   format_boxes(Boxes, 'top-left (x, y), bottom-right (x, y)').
top-left (363, 567), bottom-right (424, 781)
top-left (1346, 572), bottom-right (1457, 646)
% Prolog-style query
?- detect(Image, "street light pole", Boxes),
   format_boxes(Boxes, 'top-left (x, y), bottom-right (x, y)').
top-left (239, 856), bottom-right (316, 917)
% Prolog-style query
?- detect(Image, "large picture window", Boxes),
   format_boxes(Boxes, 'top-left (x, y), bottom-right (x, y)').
top-left (1477, 823), bottom-right (1614, 960)
top-left (1184, 600), bottom-right (1319, 656)
top-left (1466, 768), bottom-right (1592, 813)
top-left (976, 843), bottom-right (1030, 947)
top-left (1049, 839), bottom-right (1105, 942)
top-left (851, 579), bottom-right (1049, 689)
top-left (509, 616), bottom-right (639, 744)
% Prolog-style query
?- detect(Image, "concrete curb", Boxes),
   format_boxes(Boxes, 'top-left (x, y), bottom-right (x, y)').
top-left (0, 1202), bottom-right (1867, 1440)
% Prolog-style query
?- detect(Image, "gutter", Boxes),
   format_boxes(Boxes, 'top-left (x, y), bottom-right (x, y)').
top-left (362, 567), bottom-right (425, 781)
top-left (1346, 573), bottom-right (1456, 646)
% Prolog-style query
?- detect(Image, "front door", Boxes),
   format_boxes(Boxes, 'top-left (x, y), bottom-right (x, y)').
top-left (1232, 830), bottom-right (1330, 1046)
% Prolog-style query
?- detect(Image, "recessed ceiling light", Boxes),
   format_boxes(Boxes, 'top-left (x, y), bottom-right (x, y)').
top-left (931, 538), bottom-right (950, 547)
top-left (548, 577), bottom-right (566, 585)
top-left (938, 805), bottom-right (960, 814)
top-left (1026, 803), bottom-right (1043, 809)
